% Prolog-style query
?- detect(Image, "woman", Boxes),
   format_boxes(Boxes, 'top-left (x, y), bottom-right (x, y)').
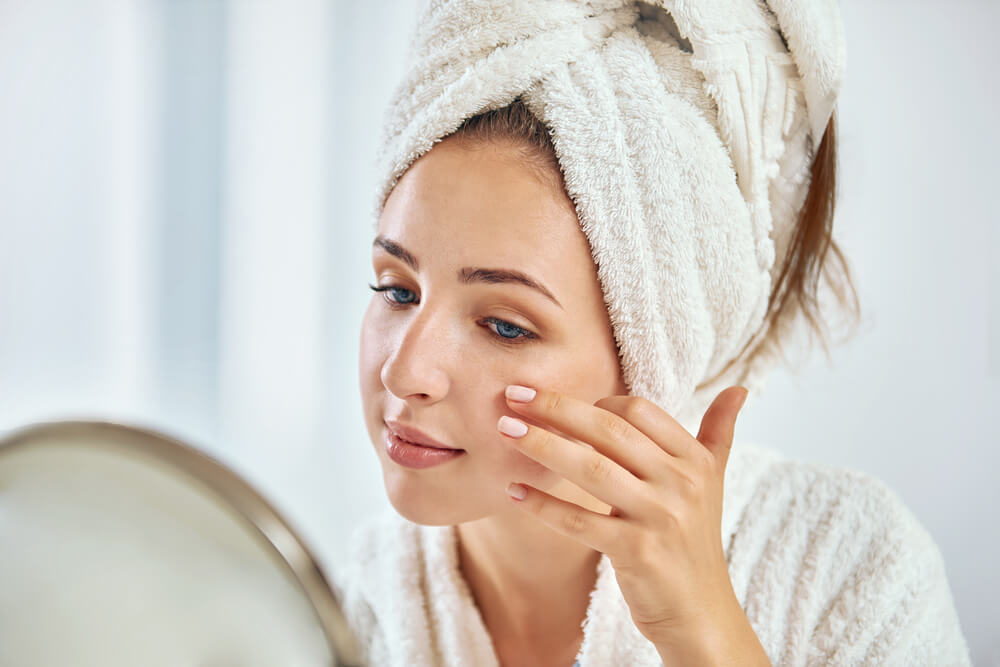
top-left (333, 1), bottom-right (971, 665)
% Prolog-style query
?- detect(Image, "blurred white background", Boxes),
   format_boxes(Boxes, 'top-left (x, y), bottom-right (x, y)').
top-left (0, 0), bottom-right (996, 662)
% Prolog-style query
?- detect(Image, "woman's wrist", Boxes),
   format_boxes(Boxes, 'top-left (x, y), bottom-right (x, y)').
top-left (650, 595), bottom-right (771, 666)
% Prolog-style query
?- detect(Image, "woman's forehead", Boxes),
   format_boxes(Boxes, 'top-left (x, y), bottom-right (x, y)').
top-left (378, 139), bottom-right (590, 272)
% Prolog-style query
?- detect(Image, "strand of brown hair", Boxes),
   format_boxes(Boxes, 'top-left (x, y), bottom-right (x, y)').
top-left (705, 112), bottom-right (862, 388)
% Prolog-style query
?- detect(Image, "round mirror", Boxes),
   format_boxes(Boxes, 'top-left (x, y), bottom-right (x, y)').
top-left (0, 420), bottom-right (363, 667)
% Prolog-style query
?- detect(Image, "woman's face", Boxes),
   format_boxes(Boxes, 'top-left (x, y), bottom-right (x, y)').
top-left (359, 136), bottom-right (628, 526)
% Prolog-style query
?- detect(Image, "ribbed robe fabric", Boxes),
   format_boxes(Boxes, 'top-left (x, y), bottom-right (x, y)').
top-left (331, 442), bottom-right (971, 666)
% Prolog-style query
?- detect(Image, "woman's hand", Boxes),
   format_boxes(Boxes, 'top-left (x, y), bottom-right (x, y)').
top-left (498, 384), bottom-right (770, 666)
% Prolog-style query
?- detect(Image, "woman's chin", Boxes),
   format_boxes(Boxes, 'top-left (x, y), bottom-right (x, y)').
top-left (387, 494), bottom-right (467, 526)
top-left (382, 474), bottom-right (478, 526)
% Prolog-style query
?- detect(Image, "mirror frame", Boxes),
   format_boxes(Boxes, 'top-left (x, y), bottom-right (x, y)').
top-left (0, 420), bottom-right (363, 667)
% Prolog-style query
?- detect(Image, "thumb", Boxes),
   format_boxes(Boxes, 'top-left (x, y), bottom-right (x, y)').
top-left (696, 386), bottom-right (749, 470)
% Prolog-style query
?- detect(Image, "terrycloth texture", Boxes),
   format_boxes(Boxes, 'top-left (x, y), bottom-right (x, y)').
top-left (372, 0), bottom-right (847, 428)
top-left (331, 443), bottom-right (972, 666)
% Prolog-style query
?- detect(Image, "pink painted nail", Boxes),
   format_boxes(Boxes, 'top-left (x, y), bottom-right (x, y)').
top-left (498, 416), bottom-right (528, 438)
top-left (506, 483), bottom-right (527, 500)
top-left (505, 385), bottom-right (536, 402)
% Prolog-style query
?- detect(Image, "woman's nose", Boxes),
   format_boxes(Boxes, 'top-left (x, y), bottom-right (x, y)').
top-left (379, 308), bottom-right (451, 403)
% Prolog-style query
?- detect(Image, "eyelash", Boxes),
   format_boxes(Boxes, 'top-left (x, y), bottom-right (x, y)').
top-left (367, 283), bottom-right (539, 345)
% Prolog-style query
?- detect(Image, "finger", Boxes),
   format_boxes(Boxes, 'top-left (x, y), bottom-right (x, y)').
top-left (498, 415), bottom-right (648, 515)
top-left (505, 481), bottom-right (622, 556)
top-left (695, 386), bottom-right (749, 471)
top-left (504, 385), bottom-right (669, 479)
top-left (593, 394), bottom-right (704, 461)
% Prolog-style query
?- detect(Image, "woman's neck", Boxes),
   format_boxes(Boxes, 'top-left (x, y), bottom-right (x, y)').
top-left (455, 494), bottom-right (604, 648)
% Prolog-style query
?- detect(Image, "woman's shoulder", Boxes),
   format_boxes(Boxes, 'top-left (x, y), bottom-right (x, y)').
top-left (726, 441), bottom-right (971, 665)
top-left (726, 444), bottom-right (918, 530)
top-left (727, 440), bottom-right (944, 590)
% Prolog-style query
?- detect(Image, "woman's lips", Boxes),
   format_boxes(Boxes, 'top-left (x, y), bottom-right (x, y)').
top-left (384, 420), bottom-right (461, 450)
top-left (384, 428), bottom-right (465, 469)
top-left (382, 420), bottom-right (465, 469)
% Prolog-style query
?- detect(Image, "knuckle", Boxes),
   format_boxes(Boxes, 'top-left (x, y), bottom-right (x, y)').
top-left (648, 493), bottom-right (680, 526)
top-left (584, 455), bottom-right (613, 485)
top-left (562, 508), bottom-right (589, 534)
top-left (678, 473), bottom-right (701, 499)
top-left (534, 429), bottom-right (558, 457)
top-left (693, 449), bottom-right (715, 471)
top-left (621, 396), bottom-right (656, 423)
top-left (528, 498), bottom-right (546, 518)
top-left (544, 391), bottom-right (563, 412)
top-left (653, 503), bottom-right (685, 534)
top-left (626, 531), bottom-right (659, 570)
top-left (598, 411), bottom-right (631, 441)
top-left (669, 505), bottom-right (692, 531)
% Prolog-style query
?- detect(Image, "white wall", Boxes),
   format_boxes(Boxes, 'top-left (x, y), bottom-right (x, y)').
top-left (0, 0), bottom-right (995, 662)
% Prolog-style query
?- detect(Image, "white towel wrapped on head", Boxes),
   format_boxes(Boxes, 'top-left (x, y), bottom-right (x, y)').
top-left (373, 0), bottom-right (844, 428)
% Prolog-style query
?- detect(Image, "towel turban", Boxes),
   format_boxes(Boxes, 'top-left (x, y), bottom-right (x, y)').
top-left (372, 0), bottom-right (846, 429)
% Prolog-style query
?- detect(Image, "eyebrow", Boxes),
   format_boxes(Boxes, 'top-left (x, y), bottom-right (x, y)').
top-left (373, 235), bottom-right (563, 310)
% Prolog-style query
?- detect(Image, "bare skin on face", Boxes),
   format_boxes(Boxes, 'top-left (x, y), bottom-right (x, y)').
top-left (359, 136), bottom-right (628, 665)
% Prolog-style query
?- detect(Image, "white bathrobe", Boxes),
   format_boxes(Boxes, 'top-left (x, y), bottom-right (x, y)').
top-left (330, 441), bottom-right (971, 666)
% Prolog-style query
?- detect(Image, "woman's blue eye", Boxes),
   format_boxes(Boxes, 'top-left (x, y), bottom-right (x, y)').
top-left (483, 317), bottom-right (537, 344)
top-left (367, 283), bottom-right (537, 345)
top-left (387, 287), bottom-right (416, 304)
top-left (369, 283), bottom-right (416, 304)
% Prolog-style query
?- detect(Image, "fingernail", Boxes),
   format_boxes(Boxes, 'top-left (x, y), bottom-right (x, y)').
top-left (506, 482), bottom-right (527, 500)
top-left (506, 385), bottom-right (536, 402)
top-left (498, 416), bottom-right (528, 438)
